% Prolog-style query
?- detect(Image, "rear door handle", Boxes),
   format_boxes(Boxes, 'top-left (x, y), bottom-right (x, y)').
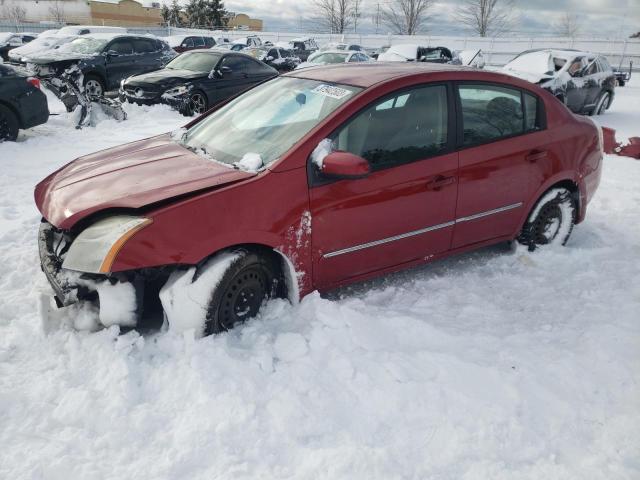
top-left (426, 175), bottom-right (456, 191)
top-left (526, 150), bottom-right (548, 162)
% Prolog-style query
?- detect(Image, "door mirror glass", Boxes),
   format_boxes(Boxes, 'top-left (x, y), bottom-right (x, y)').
top-left (321, 151), bottom-right (370, 179)
top-left (220, 65), bottom-right (232, 74)
top-left (106, 50), bottom-right (120, 57)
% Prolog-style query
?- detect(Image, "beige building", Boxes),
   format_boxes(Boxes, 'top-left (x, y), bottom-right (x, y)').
top-left (226, 13), bottom-right (262, 31)
top-left (89, 0), bottom-right (162, 26)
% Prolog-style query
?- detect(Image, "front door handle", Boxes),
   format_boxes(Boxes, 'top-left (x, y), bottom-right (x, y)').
top-left (526, 150), bottom-right (548, 162)
top-left (426, 175), bottom-right (456, 191)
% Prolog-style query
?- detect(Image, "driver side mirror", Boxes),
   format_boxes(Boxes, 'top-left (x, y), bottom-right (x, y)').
top-left (320, 151), bottom-right (370, 179)
top-left (106, 50), bottom-right (120, 58)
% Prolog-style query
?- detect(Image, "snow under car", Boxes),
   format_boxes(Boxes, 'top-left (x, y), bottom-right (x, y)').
top-left (35, 63), bottom-right (603, 335)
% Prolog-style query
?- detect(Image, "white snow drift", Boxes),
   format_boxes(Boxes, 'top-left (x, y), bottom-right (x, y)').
top-left (0, 82), bottom-right (639, 479)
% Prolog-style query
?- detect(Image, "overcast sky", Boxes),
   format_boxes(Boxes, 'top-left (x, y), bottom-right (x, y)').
top-left (221, 0), bottom-right (639, 37)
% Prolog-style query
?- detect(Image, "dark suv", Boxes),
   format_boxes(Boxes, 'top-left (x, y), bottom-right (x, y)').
top-left (26, 33), bottom-right (175, 97)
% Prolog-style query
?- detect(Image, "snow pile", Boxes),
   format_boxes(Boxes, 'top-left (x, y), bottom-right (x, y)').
top-left (159, 251), bottom-right (241, 335)
top-left (234, 152), bottom-right (263, 172)
top-left (95, 281), bottom-right (137, 328)
top-left (0, 79), bottom-right (639, 479)
top-left (310, 138), bottom-right (333, 170)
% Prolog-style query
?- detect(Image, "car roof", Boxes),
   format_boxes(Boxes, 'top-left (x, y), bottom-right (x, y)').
top-left (286, 62), bottom-right (483, 88)
top-left (78, 32), bottom-right (156, 41)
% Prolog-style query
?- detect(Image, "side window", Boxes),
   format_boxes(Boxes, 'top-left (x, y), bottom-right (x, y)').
top-left (458, 84), bottom-right (524, 145)
top-left (348, 54), bottom-right (358, 62)
top-left (585, 58), bottom-right (598, 75)
top-left (109, 40), bottom-right (134, 55)
top-left (523, 92), bottom-right (542, 132)
top-left (204, 37), bottom-right (214, 47)
top-left (334, 85), bottom-right (449, 171)
top-left (193, 36), bottom-right (205, 48)
top-left (267, 48), bottom-right (277, 58)
top-left (222, 55), bottom-right (251, 73)
top-left (133, 39), bottom-right (154, 53)
top-left (183, 37), bottom-right (195, 48)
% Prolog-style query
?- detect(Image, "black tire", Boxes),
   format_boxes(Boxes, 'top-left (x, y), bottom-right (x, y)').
top-left (0, 104), bottom-right (19, 142)
top-left (205, 249), bottom-right (285, 335)
top-left (83, 74), bottom-right (106, 99)
top-left (517, 188), bottom-right (576, 251)
top-left (592, 91), bottom-right (610, 116)
top-left (185, 90), bottom-right (208, 116)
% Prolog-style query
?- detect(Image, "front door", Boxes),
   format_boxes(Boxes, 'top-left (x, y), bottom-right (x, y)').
top-left (452, 83), bottom-right (549, 248)
top-left (104, 38), bottom-right (137, 89)
top-left (310, 84), bottom-right (459, 288)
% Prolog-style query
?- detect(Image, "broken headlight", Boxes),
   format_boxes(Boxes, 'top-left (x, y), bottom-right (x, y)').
top-left (62, 215), bottom-right (152, 274)
top-left (164, 85), bottom-right (190, 97)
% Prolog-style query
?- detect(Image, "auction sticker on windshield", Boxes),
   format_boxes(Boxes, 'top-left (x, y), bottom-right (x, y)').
top-left (311, 84), bottom-right (353, 99)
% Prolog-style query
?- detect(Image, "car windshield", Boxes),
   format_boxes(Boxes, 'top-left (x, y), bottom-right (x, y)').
top-left (166, 52), bottom-right (221, 72)
top-left (181, 77), bottom-right (362, 168)
top-left (311, 52), bottom-right (349, 64)
top-left (59, 37), bottom-right (109, 54)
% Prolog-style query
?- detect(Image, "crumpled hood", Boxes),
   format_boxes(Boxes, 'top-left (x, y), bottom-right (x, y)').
top-left (125, 68), bottom-right (206, 87)
top-left (501, 68), bottom-right (554, 84)
top-left (35, 133), bottom-right (254, 229)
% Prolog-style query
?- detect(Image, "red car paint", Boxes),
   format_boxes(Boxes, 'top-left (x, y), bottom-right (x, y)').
top-left (35, 63), bottom-right (603, 298)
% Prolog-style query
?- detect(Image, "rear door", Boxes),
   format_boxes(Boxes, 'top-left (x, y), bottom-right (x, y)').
top-left (104, 38), bottom-right (137, 89)
top-left (132, 38), bottom-right (161, 74)
top-left (452, 82), bottom-right (548, 248)
top-left (310, 83), bottom-right (458, 288)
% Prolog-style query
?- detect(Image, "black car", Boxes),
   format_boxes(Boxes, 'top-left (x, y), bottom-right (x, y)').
top-left (26, 33), bottom-right (175, 98)
top-left (0, 63), bottom-right (49, 141)
top-left (0, 32), bottom-right (38, 61)
top-left (245, 47), bottom-right (300, 72)
top-left (120, 50), bottom-right (278, 115)
top-left (503, 49), bottom-right (616, 115)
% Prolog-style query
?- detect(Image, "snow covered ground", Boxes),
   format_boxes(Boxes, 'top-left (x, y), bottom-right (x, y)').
top-left (1, 82), bottom-right (639, 479)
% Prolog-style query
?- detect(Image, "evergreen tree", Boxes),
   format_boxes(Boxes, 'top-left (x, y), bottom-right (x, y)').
top-left (161, 0), bottom-right (183, 26)
top-left (185, 0), bottom-right (227, 28)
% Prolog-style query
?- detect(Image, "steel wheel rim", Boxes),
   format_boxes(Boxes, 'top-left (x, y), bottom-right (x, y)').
top-left (189, 93), bottom-right (206, 114)
top-left (219, 265), bottom-right (269, 331)
top-left (85, 79), bottom-right (103, 98)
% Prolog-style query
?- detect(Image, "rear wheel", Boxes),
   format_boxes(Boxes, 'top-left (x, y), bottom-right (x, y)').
top-left (592, 91), bottom-right (610, 116)
top-left (84, 74), bottom-right (105, 99)
top-left (517, 188), bottom-right (576, 251)
top-left (205, 250), bottom-right (285, 335)
top-left (0, 105), bottom-right (19, 142)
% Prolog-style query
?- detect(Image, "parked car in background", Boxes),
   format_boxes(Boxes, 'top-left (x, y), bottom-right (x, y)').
top-left (296, 50), bottom-right (372, 69)
top-left (245, 46), bottom-right (300, 72)
top-left (8, 31), bottom-right (77, 65)
top-left (26, 33), bottom-right (175, 98)
top-left (377, 44), bottom-right (484, 68)
top-left (34, 63), bottom-right (604, 335)
top-left (322, 42), bottom-right (364, 52)
top-left (0, 32), bottom-right (38, 61)
top-left (502, 49), bottom-right (616, 115)
top-left (166, 34), bottom-right (216, 53)
top-left (56, 25), bottom-right (126, 36)
top-left (231, 35), bottom-right (262, 51)
top-left (0, 63), bottom-right (48, 141)
top-left (120, 50), bottom-right (278, 115)
top-left (277, 37), bottom-right (318, 61)
top-left (613, 62), bottom-right (632, 86)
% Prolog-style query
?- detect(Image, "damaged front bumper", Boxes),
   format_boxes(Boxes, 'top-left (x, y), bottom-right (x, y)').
top-left (119, 84), bottom-right (192, 113)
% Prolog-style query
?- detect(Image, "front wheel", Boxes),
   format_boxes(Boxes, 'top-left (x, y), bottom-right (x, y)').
top-left (517, 188), bottom-right (576, 251)
top-left (0, 105), bottom-right (19, 142)
top-left (185, 90), bottom-right (208, 116)
top-left (205, 250), bottom-right (285, 335)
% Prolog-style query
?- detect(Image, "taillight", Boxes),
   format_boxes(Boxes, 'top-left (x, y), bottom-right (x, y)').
top-left (26, 77), bottom-right (41, 89)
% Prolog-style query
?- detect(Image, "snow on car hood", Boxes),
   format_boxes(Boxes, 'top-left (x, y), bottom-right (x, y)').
top-left (34, 133), bottom-right (255, 229)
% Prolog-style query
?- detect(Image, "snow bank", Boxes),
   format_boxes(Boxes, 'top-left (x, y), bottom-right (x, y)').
top-left (0, 79), bottom-right (639, 479)
top-left (95, 281), bottom-right (137, 328)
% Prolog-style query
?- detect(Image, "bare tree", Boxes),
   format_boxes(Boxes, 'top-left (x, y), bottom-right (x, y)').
top-left (456, 0), bottom-right (515, 37)
top-left (382, 0), bottom-right (432, 35)
top-left (3, 2), bottom-right (27, 24)
top-left (311, 0), bottom-right (356, 34)
top-left (48, 0), bottom-right (67, 25)
top-left (554, 12), bottom-right (582, 38)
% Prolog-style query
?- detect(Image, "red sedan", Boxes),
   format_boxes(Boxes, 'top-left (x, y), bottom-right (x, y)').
top-left (35, 63), bottom-right (603, 334)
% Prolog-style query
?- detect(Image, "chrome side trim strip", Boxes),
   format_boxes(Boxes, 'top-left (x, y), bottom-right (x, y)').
top-left (455, 202), bottom-right (523, 223)
top-left (322, 202), bottom-right (523, 259)
top-left (322, 221), bottom-right (455, 258)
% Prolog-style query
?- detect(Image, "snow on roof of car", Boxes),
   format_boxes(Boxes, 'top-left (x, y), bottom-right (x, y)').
top-left (287, 62), bottom-right (474, 88)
